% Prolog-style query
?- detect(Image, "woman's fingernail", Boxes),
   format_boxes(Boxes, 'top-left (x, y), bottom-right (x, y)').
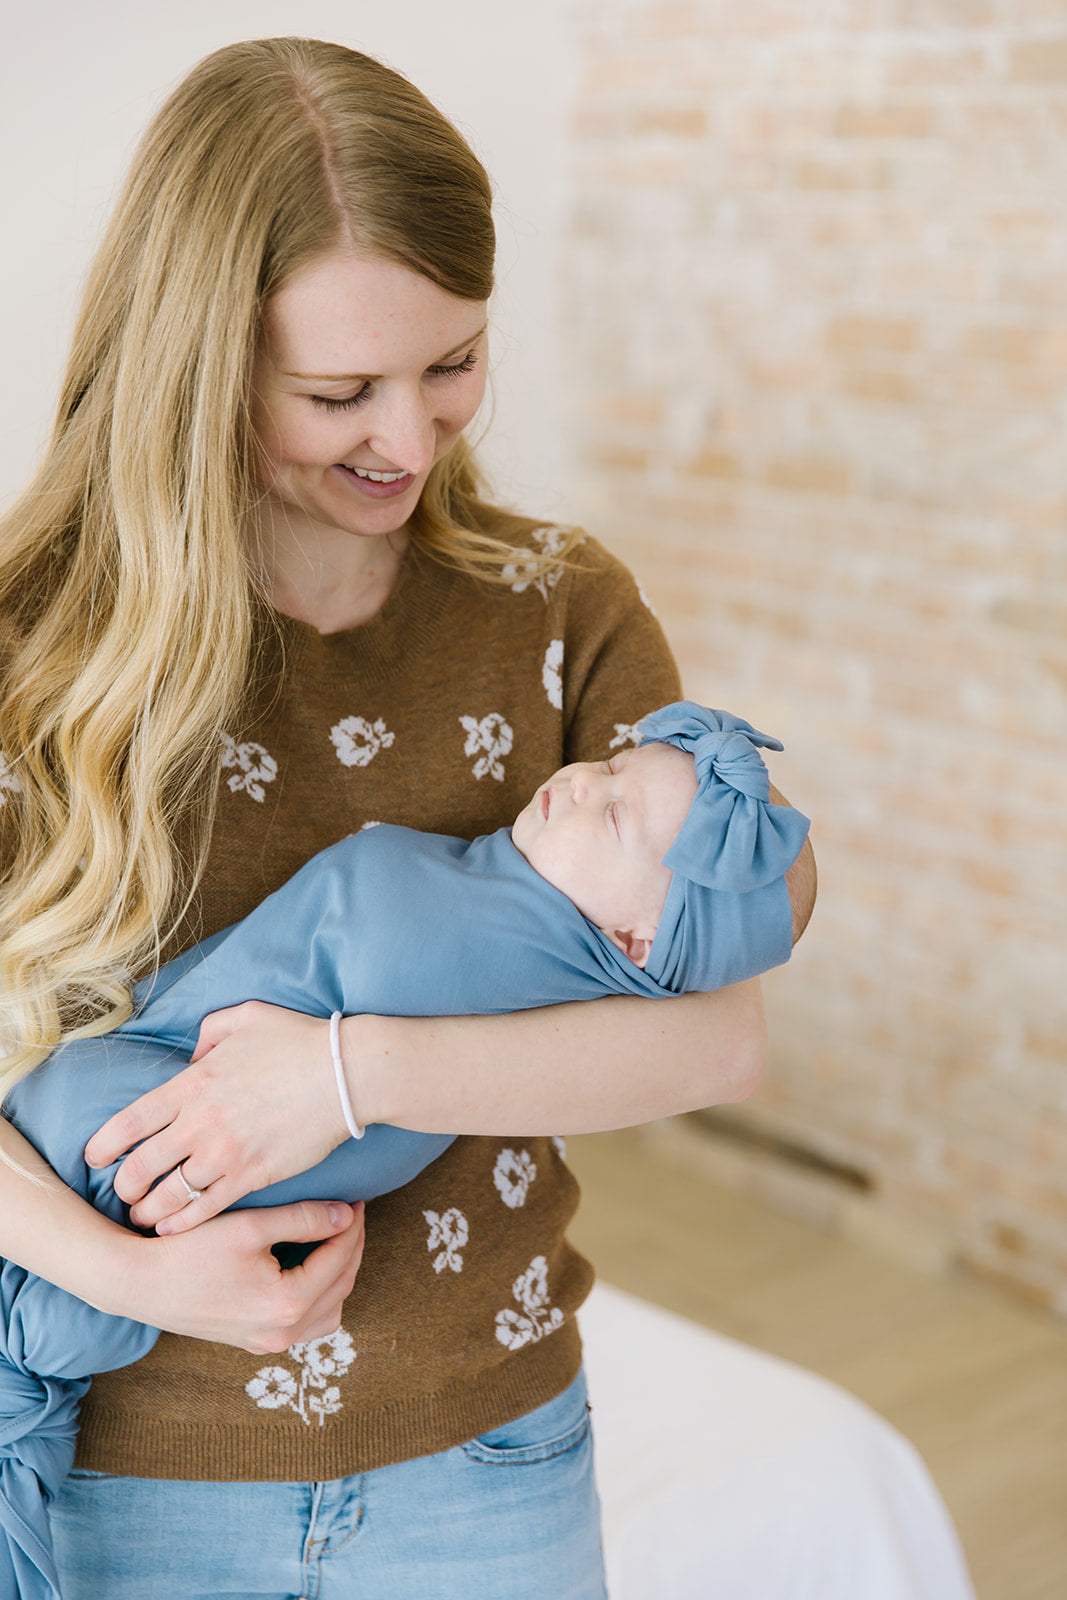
top-left (328, 1204), bottom-right (349, 1227)
top-left (155, 1220), bottom-right (172, 1236)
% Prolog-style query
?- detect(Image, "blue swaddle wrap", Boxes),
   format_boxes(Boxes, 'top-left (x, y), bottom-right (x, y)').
top-left (0, 719), bottom-right (810, 1597)
top-left (637, 702), bottom-right (811, 994)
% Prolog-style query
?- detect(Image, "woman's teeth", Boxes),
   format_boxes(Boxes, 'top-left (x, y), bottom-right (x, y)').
top-left (345, 466), bottom-right (408, 483)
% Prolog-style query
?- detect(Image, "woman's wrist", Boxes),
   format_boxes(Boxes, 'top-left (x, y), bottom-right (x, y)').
top-left (338, 1012), bottom-right (395, 1130)
top-left (89, 1227), bottom-right (159, 1321)
top-left (30, 1199), bottom-right (148, 1320)
top-left (329, 1012), bottom-right (364, 1140)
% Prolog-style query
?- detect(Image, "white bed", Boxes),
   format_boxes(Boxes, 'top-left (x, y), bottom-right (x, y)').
top-left (581, 1282), bottom-right (977, 1600)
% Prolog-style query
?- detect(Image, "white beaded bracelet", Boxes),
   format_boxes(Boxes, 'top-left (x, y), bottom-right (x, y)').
top-left (329, 1011), bottom-right (364, 1140)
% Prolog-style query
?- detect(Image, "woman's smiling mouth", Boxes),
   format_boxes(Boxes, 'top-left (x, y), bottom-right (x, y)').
top-left (333, 463), bottom-right (414, 499)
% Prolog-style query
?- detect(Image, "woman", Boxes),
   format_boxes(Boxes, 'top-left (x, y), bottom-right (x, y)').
top-left (0, 38), bottom-right (771, 1598)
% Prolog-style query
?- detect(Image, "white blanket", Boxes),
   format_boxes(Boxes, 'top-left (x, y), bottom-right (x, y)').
top-left (581, 1283), bottom-right (976, 1600)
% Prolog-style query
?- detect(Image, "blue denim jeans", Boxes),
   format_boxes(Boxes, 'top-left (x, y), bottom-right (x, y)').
top-left (52, 1371), bottom-right (606, 1600)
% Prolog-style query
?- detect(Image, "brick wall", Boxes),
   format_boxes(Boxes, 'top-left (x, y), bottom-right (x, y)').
top-left (563, 0), bottom-right (1067, 1310)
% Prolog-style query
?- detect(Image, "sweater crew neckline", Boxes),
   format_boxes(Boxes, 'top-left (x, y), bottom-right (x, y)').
top-left (269, 544), bottom-right (463, 686)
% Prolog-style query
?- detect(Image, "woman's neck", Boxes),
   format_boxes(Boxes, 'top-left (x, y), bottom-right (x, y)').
top-left (251, 502), bottom-right (410, 635)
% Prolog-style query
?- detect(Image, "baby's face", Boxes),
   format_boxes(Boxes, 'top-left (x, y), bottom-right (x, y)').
top-left (511, 741), bottom-right (698, 965)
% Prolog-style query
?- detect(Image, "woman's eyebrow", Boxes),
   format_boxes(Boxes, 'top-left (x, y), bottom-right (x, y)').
top-left (282, 324), bottom-right (487, 383)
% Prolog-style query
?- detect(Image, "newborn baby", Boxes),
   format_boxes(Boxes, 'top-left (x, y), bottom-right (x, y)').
top-left (11, 701), bottom-right (813, 1210)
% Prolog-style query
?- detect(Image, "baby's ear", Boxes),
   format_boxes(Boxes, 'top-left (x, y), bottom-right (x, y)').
top-left (605, 927), bottom-right (655, 969)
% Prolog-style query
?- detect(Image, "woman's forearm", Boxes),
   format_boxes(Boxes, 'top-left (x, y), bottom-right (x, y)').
top-left (345, 978), bottom-right (765, 1136)
top-left (0, 1116), bottom-right (139, 1311)
top-left (87, 982), bottom-right (765, 1233)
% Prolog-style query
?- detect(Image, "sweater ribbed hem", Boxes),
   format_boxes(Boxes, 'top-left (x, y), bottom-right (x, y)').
top-left (74, 1320), bottom-right (582, 1482)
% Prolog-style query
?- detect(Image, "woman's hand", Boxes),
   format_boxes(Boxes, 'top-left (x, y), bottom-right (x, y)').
top-left (85, 1001), bottom-right (352, 1233)
top-left (109, 1200), bottom-right (366, 1353)
top-left (0, 1118), bottom-right (362, 1352)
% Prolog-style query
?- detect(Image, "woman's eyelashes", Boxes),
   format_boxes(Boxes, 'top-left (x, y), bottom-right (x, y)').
top-left (428, 350), bottom-right (479, 378)
top-left (311, 386), bottom-right (370, 414)
top-left (309, 350), bottom-right (480, 413)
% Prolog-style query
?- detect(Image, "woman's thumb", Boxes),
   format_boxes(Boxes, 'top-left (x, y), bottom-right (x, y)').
top-left (256, 1199), bottom-right (358, 1245)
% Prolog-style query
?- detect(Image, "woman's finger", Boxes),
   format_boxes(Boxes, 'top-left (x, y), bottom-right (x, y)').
top-left (188, 1002), bottom-right (245, 1063)
top-left (224, 1201), bottom-right (366, 1350)
top-left (110, 1125), bottom-right (212, 1205)
top-left (246, 1197), bottom-right (363, 1253)
top-left (129, 1162), bottom-right (225, 1231)
top-left (85, 1082), bottom-right (181, 1168)
top-left (275, 1206), bottom-right (366, 1344)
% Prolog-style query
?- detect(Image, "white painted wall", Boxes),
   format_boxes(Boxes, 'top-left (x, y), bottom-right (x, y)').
top-left (0, 0), bottom-right (573, 518)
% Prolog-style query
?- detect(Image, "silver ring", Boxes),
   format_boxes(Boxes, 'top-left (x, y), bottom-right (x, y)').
top-left (176, 1162), bottom-right (203, 1205)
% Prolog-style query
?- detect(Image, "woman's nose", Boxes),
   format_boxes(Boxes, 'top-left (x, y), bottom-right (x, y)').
top-left (367, 384), bottom-right (437, 475)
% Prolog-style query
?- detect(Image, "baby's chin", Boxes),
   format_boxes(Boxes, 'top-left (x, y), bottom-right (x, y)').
top-left (507, 821), bottom-right (578, 907)
top-left (509, 804), bottom-right (537, 866)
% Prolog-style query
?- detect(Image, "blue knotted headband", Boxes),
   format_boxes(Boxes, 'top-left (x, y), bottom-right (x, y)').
top-left (636, 702), bottom-right (811, 994)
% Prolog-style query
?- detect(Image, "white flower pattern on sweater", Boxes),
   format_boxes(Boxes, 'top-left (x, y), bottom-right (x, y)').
top-left (493, 1147), bottom-right (537, 1209)
top-left (331, 716), bottom-right (395, 768)
top-left (424, 1207), bottom-right (469, 1274)
top-left (245, 1329), bottom-right (357, 1427)
top-left (494, 1255), bottom-right (565, 1351)
top-left (220, 735), bottom-right (278, 802)
top-left (542, 640), bottom-right (564, 711)
top-left (459, 713), bottom-right (513, 782)
top-left (502, 524), bottom-right (571, 601)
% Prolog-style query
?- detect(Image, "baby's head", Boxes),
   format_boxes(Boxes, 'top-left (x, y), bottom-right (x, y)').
top-left (511, 702), bottom-right (812, 989)
top-left (510, 741), bottom-right (698, 969)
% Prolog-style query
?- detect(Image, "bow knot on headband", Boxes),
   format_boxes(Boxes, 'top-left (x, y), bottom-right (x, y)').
top-left (636, 702), bottom-right (809, 894)
top-left (635, 702), bottom-right (811, 996)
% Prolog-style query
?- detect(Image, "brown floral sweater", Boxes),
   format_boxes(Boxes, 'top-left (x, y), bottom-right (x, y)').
top-left (65, 529), bottom-right (681, 1480)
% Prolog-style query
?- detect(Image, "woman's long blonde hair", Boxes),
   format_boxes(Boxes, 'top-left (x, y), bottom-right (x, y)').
top-left (0, 37), bottom-right (577, 1100)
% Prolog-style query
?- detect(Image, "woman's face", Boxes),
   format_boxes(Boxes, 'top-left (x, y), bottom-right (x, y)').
top-left (250, 250), bottom-right (488, 544)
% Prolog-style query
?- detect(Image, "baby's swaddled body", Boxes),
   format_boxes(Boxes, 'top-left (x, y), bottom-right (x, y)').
top-left (12, 817), bottom-right (789, 1221)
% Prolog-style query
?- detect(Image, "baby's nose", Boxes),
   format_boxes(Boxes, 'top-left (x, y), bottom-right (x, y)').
top-left (569, 765), bottom-right (600, 804)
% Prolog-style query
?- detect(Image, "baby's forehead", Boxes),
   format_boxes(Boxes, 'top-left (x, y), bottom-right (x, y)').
top-left (621, 739), bottom-right (695, 784)
top-left (624, 740), bottom-right (698, 847)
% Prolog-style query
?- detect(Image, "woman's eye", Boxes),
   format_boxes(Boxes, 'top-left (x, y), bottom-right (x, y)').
top-left (427, 350), bottom-right (478, 379)
top-left (308, 350), bottom-right (477, 411)
top-left (310, 387), bottom-right (371, 413)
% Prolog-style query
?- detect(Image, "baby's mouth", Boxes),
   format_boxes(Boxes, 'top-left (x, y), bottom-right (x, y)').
top-left (541, 788), bottom-right (551, 820)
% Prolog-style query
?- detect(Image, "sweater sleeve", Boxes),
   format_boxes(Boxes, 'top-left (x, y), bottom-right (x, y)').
top-left (557, 536), bottom-right (683, 764)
